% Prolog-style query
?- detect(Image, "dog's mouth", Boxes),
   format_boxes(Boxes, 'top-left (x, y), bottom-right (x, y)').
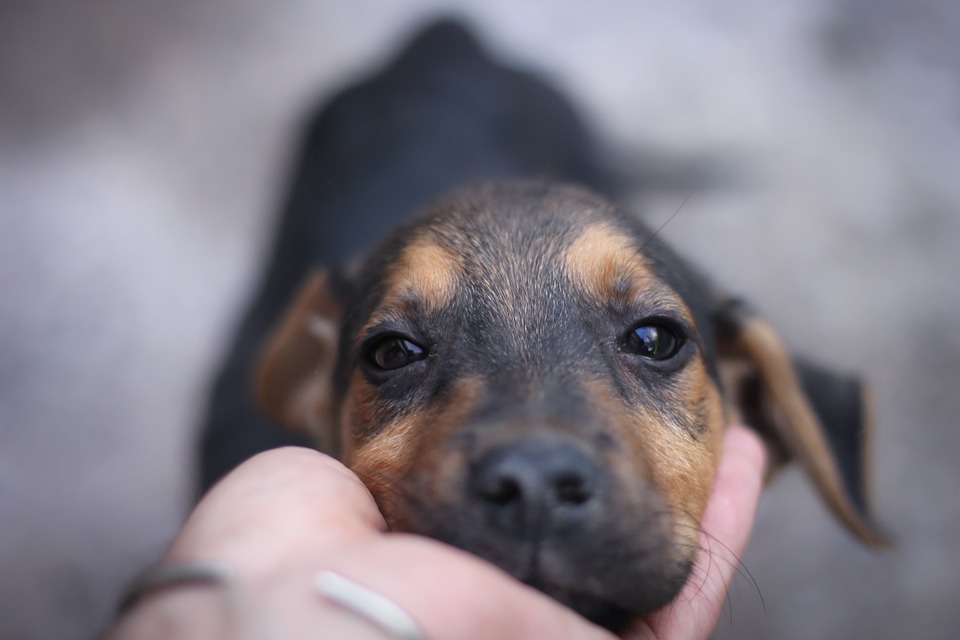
top-left (515, 555), bottom-right (638, 631)
top-left (394, 506), bottom-right (693, 632)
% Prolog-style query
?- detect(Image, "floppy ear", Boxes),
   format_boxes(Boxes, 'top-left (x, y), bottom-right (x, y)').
top-left (255, 269), bottom-right (343, 456)
top-left (713, 299), bottom-right (888, 547)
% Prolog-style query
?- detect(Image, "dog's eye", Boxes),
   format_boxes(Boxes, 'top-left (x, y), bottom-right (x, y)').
top-left (367, 336), bottom-right (427, 370)
top-left (624, 323), bottom-right (683, 361)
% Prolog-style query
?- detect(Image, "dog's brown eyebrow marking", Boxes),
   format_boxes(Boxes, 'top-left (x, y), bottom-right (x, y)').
top-left (364, 235), bottom-right (462, 331)
top-left (565, 222), bottom-right (658, 299)
top-left (564, 222), bottom-right (692, 322)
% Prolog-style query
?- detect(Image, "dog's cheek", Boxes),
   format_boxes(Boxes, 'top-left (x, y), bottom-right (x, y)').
top-left (343, 375), bottom-right (485, 531)
top-left (599, 363), bottom-right (725, 557)
top-left (333, 374), bottom-right (417, 524)
top-left (392, 376), bottom-right (488, 528)
top-left (337, 376), bottom-right (376, 456)
top-left (343, 410), bottom-right (425, 529)
top-left (646, 371), bottom-right (725, 551)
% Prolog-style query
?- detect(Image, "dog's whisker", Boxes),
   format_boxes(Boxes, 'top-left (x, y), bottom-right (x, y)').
top-left (673, 515), bottom-right (766, 616)
top-left (639, 188), bottom-right (695, 251)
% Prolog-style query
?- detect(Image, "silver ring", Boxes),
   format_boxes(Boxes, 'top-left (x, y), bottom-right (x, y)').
top-left (117, 562), bottom-right (232, 614)
top-left (317, 570), bottom-right (426, 640)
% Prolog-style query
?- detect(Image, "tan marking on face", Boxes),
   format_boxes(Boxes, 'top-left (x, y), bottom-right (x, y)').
top-left (365, 236), bottom-right (461, 329)
top-left (341, 374), bottom-right (486, 529)
top-left (564, 222), bottom-right (695, 323)
top-left (351, 413), bottom-right (422, 478)
top-left (565, 222), bottom-right (657, 300)
top-left (583, 357), bottom-right (725, 552)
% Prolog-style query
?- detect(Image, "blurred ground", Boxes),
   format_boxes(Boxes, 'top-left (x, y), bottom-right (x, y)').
top-left (1, 1), bottom-right (958, 638)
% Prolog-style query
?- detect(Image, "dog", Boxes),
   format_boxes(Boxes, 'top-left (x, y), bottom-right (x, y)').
top-left (200, 20), bottom-right (885, 630)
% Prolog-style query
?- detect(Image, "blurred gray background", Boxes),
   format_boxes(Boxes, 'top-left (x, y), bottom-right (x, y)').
top-left (1, 1), bottom-right (958, 639)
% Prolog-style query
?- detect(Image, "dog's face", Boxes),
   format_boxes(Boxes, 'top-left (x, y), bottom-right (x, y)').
top-left (342, 184), bottom-right (725, 620)
top-left (257, 182), bottom-right (883, 628)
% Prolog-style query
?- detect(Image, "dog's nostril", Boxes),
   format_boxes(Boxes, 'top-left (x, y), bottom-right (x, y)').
top-left (479, 475), bottom-right (522, 506)
top-left (470, 439), bottom-right (599, 528)
top-left (554, 473), bottom-right (591, 505)
top-left (476, 470), bottom-right (591, 507)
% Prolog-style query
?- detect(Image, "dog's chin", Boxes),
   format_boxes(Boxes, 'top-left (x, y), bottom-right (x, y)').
top-left (523, 564), bottom-right (690, 632)
top-left (550, 592), bottom-right (633, 632)
top-left (525, 580), bottom-right (635, 631)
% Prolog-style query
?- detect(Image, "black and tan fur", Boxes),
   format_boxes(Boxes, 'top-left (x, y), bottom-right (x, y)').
top-left (253, 180), bottom-right (884, 627)
top-left (200, 20), bottom-right (884, 631)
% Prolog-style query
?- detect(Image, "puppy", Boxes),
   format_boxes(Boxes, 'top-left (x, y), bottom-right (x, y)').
top-left (200, 20), bottom-right (884, 630)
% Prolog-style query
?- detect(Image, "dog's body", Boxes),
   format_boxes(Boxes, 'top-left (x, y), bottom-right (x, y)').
top-left (201, 20), bottom-right (883, 630)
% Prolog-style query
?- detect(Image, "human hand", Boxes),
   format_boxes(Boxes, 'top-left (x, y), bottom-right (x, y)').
top-left (109, 424), bottom-right (765, 640)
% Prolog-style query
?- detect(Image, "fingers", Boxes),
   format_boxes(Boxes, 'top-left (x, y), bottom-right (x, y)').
top-left (169, 447), bottom-right (386, 574)
top-left (625, 425), bottom-right (767, 640)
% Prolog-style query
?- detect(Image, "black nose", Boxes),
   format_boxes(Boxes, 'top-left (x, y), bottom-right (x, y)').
top-left (469, 438), bottom-right (600, 535)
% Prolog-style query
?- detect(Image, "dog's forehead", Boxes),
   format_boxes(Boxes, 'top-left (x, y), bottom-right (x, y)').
top-left (375, 184), bottom-right (694, 320)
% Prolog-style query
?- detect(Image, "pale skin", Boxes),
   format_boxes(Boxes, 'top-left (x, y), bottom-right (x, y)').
top-left (108, 425), bottom-right (766, 640)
